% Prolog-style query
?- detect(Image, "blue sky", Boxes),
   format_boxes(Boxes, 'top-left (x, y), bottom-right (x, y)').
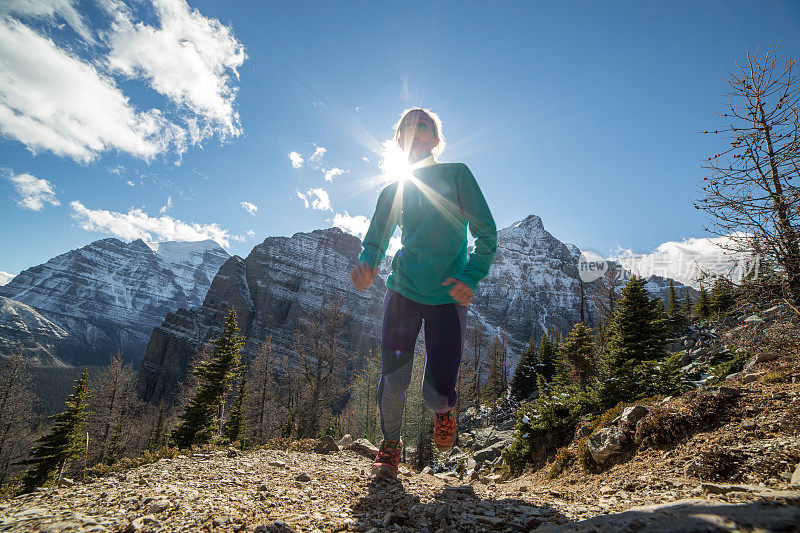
top-left (1, 0), bottom-right (799, 284)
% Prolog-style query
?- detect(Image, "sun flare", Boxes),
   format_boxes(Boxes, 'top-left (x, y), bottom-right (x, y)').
top-left (379, 141), bottom-right (415, 184)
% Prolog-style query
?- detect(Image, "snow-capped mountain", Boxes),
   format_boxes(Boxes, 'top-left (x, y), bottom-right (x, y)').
top-left (0, 238), bottom-right (229, 365)
top-left (135, 217), bottom-right (596, 403)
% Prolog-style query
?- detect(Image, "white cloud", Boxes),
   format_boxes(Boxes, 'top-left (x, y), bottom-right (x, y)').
top-left (0, 18), bottom-right (185, 162)
top-left (610, 235), bottom-right (757, 288)
top-left (105, 0), bottom-right (246, 144)
top-left (332, 211), bottom-right (370, 238)
top-left (0, 271), bottom-right (15, 286)
top-left (309, 145), bottom-right (326, 163)
top-left (126, 180), bottom-right (136, 187)
top-left (0, 0), bottom-right (93, 42)
top-left (289, 151), bottom-right (304, 169)
top-left (331, 210), bottom-right (401, 257)
top-left (6, 172), bottom-right (60, 211)
top-left (246, 229), bottom-right (254, 237)
top-left (240, 201), bottom-right (257, 215)
top-left (361, 156), bottom-right (370, 163)
top-left (296, 188), bottom-right (332, 211)
top-left (70, 200), bottom-right (238, 247)
top-left (323, 167), bottom-right (346, 182)
top-left (159, 195), bottom-right (173, 214)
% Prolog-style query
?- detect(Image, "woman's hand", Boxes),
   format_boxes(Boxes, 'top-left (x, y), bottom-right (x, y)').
top-left (351, 263), bottom-right (378, 291)
top-left (442, 277), bottom-right (473, 306)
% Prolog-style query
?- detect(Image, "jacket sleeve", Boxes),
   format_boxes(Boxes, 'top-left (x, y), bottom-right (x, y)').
top-left (358, 183), bottom-right (400, 268)
top-left (453, 164), bottom-right (497, 290)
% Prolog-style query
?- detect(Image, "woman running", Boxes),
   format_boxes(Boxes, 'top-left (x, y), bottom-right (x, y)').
top-left (350, 108), bottom-right (497, 477)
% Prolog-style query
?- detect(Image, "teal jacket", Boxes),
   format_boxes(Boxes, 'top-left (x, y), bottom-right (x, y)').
top-left (358, 160), bottom-right (497, 305)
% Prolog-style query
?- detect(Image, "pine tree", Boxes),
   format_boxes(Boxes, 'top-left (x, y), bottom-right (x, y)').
top-left (537, 333), bottom-right (557, 382)
top-left (171, 307), bottom-right (244, 449)
top-left (710, 277), bottom-right (736, 315)
top-left (105, 421), bottom-right (122, 465)
top-left (19, 370), bottom-right (91, 493)
top-left (683, 289), bottom-right (693, 316)
top-left (148, 402), bottom-right (165, 452)
top-left (560, 323), bottom-right (597, 391)
top-left (694, 286), bottom-right (710, 320)
top-left (222, 375), bottom-right (247, 447)
top-left (510, 338), bottom-right (538, 401)
top-left (667, 280), bottom-right (679, 318)
top-left (601, 276), bottom-right (668, 405)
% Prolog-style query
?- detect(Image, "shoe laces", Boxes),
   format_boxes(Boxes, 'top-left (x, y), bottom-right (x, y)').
top-left (376, 440), bottom-right (401, 464)
top-left (435, 411), bottom-right (456, 437)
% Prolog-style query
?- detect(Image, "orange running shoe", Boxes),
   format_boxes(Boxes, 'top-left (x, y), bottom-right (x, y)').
top-left (434, 409), bottom-right (457, 452)
top-left (372, 439), bottom-right (402, 478)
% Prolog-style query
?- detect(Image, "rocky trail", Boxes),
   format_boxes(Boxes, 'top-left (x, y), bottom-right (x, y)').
top-left (4, 322), bottom-right (800, 532)
top-left (2, 437), bottom-right (799, 533)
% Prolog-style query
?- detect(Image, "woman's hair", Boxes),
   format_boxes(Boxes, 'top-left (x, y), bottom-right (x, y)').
top-left (393, 107), bottom-right (446, 159)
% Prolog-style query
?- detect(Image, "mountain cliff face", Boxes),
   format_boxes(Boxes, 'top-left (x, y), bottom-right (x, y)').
top-left (0, 238), bottom-right (229, 365)
top-left (136, 228), bottom-right (388, 402)
top-left (135, 217), bottom-right (595, 403)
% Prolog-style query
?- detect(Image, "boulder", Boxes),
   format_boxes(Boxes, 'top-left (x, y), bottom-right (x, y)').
top-left (791, 463), bottom-right (800, 487)
top-left (743, 352), bottom-right (778, 371)
top-left (314, 435), bottom-right (339, 454)
top-left (347, 439), bottom-right (378, 458)
top-left (473, 442), bottom-right (505, 463)
top-left (620, 405), bottom-right (649, 429)
top-left (337, 434), bottom-right (353, 448)
top-left (587, 426), bottom-right (628, 464)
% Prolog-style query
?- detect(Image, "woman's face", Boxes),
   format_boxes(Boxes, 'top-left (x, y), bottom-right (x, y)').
top-left (397, 111), bottom-right (439, 156)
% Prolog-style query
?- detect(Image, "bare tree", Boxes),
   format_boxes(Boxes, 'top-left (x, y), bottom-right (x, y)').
top-left (465, 318), bottom-right (488, 417)
top-left (697, 46), bottom-right (800, 307)
top-left (294, 294), bottom-right (353, 437)
top-left (245, 336), bottom-right (286, 446)
top-left (87, 352), bottom-right (135, 465)
top-left (0, 350), bottom-right (36, 486)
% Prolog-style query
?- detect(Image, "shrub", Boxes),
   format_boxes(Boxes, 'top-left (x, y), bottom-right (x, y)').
top-left (548, 448), bottom-right (575, 479)
top-left (503, 380), bottom-right (601, 474)
top-left (685, 449), bottom-right (745, 481)
top-left (576, 437), bottom-right (596, 471)
top-left (707, 348), bottom-right (752, 385)
top-left (635, 389), bottom-right (737, 449)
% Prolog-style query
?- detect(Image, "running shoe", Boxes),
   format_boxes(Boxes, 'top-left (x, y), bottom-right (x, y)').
top-left (434, 409), bottom-right (457, 452)
top-left (372, 439), bottom-right (402, 478)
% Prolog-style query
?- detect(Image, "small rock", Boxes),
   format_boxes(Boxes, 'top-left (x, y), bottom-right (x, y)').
top-left (59, 477), bottom-right (75, 487)
top-left (257, 484), bottom-right (269, 491)
top-left (742, 372), bottom-right (766, 384)
top-left (600, 484), bottom-right (617, 495)
top-left (744, 352), bottom-right (778, 370)
top-left (227, 447), bottom-right (239, 457)
top-left (382, 511), bottom-right (406, 527)
top-left (791, 463), bottom-right (800, 486)
top-left (435, 507), bottom-right (452, 524)
top-left (337, 434), bottom-right (353, 447)
top-left (146, 499), bottom-right (170, 514)
top-left (742, 420), bottom-right (757, 430)
top-left (295, 473), bottom-right (311, 482)
top-left (421, 466), bottom-right (434, 475)
top-left (268, 460), bottom-right (287, 468)
top-left (314, 435), bottom-right (340, 454)
top-left (744, 314), bottom-right (763, 323)
top-left (475, 514), bottom-right (504, 528)
top-left (518, 485), bottom-right (528, 492)
top-left (444, 484), bottom-right (475, 495)
top-left (347, 439), bottom-right (379, 458)
top-left (212, 516), bottom-right (230, 527)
